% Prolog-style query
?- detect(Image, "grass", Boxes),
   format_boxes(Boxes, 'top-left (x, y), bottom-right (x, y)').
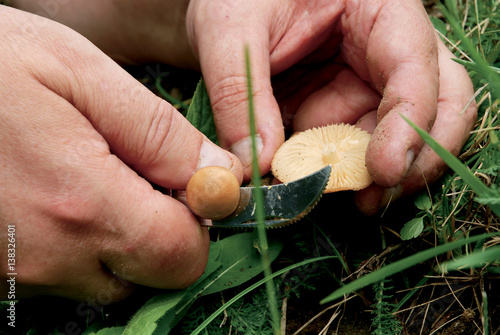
top-left (2, 1), bottom-right (500, 334)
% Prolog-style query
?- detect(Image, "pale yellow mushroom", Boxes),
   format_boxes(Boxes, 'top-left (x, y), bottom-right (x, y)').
top-left (271, 124), bottom-right (372, 193)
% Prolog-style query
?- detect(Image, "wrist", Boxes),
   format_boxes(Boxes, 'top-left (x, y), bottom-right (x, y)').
top-left (8, 0), bottom-right (198, 68)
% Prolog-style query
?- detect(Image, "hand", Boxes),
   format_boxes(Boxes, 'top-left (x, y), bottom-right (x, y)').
top-left (0, 6), bottom-right (242, 301)
top-left (11, 0), bottom-right (477, 216)
top-left (185, 0), bottom-right (477, 213)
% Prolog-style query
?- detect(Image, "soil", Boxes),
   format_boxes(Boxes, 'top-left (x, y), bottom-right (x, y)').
top-left (285, 295), bottom-right (373, 334)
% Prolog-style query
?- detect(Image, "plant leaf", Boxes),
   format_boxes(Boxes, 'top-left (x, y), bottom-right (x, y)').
top-left (320, 233), bottom-right (498, 304)
top-left (430, 17), bottom-right (447, 36)
top-left (201, 233), bottom-right (283, 296)
top-left (86, 327), bottom-right (126, 335)
top-left (440, 0), bottom-right (500, 100)
top-left (400, 217), bottom-right (424, 240)
top-left (401, 114), bottom-right (500, 217)
top-left (414, 192), bottom-right (432, 211)
top-left (185, 79), bottom-right (218, 144)
top-left (152, 233), bottom-right (283, 334)
top-left (123, 241), bottom-right (223, 335)
top-left (245, 45), bottom-right (281, 334)
top-left (152, 266), bottom-right (224, 334)
top-left (190, 255), bottom-right (336, 335)
top-left (123, 233), bottom-right (283, 334)
top-left (438, 245), bottom-right (500, 273)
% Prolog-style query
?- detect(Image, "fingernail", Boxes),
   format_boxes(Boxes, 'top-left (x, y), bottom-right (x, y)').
top-left (230, 135), bottom-right (263, 167)
top-left (197, 140), bottom-right (234, 170)
top-left (406, 149), bottom-right (415, 174)
top-left (380, 184), bottom-right (403, 208)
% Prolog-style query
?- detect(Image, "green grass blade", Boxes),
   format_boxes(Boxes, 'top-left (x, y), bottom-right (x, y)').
top-left (440, 0), bottom-right (500, 100)
top-left (155, 74), bottom-right (190, 111)
top-left (482, 285), bottom-right (490, 335)
top-left (438, 245), bottom-right (500, 273)
top-left (315, 225), bottom-right (349, 274)
top-left (320, 233), bottom-right (497, 304)
top-left (245, 46), bottom-right (281, 334)
top-left (391, 271), bottom-right (432, 313)
top-left (190, 256), bottom-right (336, 335)
top-left (401, 115), bottom-right (500, 217)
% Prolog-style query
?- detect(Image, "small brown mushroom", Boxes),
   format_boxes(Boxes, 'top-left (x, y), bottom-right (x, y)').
top-left (271, 124), bottom-right (372, 193)
top-left (186, 166), bottom-right (240, 220)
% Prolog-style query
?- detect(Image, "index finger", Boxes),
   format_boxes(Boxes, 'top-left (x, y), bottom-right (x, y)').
top-left (342, 0), bottom-right (439, 187)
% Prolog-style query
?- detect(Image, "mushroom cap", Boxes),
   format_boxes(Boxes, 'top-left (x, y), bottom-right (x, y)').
top-left (271, 124), bottom-right (372, 193)
top-left (186, 166), bottom-right (241, 220)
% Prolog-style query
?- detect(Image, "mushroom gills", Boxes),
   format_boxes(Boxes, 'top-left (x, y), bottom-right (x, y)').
top-left (322, 142), bottom-right (339, 165)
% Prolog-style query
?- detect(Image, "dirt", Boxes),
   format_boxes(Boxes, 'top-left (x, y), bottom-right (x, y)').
top-left (285, 295), bottom-right (373, 335)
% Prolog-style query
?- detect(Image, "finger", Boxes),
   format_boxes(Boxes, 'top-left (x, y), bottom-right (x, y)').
top-left (25, 25), bottom-right (243, 189)
top-left (343, 0), bottom-right (440, 188)
top-left (95, 156), bottom-right (211, 290)
top-left (389, 39), bottom-right (477, 195)
top-left (354, 39), bottom-right (477, 213)
top-left (10, 92), bottom-right (208, 298)
top-left (187, 1), bottom-right (284, 179)
top-left (2, 7), bottom-right (216, 302)
top-left (355, 109), bottom-right (379, 133)
top-left (272, 61), bottom-right (345, 128)
top-left (293, 68), bottom-right (381, 130)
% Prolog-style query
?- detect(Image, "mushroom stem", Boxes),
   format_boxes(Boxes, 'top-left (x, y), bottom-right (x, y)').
top-left (322, 143), bottom-right (339, 165)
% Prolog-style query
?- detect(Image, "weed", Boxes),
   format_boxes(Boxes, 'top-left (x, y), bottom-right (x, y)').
top-left (371, 279), bottom-right (403, 335)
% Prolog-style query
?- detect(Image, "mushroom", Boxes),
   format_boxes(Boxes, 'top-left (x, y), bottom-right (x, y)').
top-left (271, 124), bottom-right (372, 193)
top-left (186, 166), bottom-right (241, 220)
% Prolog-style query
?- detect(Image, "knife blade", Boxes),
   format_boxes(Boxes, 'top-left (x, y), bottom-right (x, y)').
top-left (202, 165), bottom-right (331, 228)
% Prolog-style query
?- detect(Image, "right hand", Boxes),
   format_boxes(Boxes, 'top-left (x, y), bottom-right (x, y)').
top-left (0, 6), bottom-right (242, 302)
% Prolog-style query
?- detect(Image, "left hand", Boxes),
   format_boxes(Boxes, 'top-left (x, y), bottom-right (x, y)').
top-left (185, 0), bottom-right (477, 214)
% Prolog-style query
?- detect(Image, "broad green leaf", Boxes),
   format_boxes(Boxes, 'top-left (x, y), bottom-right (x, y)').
top-left (153, 233), bottom-right (282, 334)
top-left (123, 290), bottom-right (189, 335)
top-left (185, 79), bottom-right (218, 144)
top-left (414, 192), bottom-right (432, 211)
top-left (400, 217), bottom-right (424, 240)
top-left (401, 115), bottom-right (500, 217)
top-left (191, 255), bottom-right (336, 335)
top-left (201, 233), bottom-right (283, 296)
top-left (320, 233), bottom-right (498, 304)
top-left (123, 241), bottom-right (223, 335)
top-left (430, 17), bottom-right (447, 36)
top-left (152, 266), bottom-right (224, 334)
top-left (438, 245), bottom-right (500, 273)
top-left (124, 233), bottom-right (283, 335)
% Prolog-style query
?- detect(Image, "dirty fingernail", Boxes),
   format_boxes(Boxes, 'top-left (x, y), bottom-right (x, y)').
top-left (197, 140), bottom-right (234, 170)
top-left (380, 184), bottom-right (403, 208)
top-left (230, 135), bottom-right (263, 167)
top-left (405, 149), bottom-right (415, 175)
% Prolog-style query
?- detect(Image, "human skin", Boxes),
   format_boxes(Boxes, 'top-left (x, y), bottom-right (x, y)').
top-left (0, 5), bottom-right (242, 301)
top-left (12, 0), bottom-right (477, 211)
top-left (6, 0), bottom-right (476, 300)
top-left (184, 0), bottom-right (476, 214)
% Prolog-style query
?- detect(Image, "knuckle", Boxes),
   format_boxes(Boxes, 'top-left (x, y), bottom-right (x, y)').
top-left (209, 75), bottom-right (251, 114)
top-left (134, 99), bottom-right (177, 167)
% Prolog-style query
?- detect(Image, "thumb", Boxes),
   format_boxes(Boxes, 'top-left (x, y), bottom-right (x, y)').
top-left (187, 1), bottom-right (284, 179)
top-left (35, 30), bottom-right (243, 189)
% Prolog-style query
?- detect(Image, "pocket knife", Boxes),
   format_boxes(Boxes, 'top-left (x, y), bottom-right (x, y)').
top-left (202, 165), bottom-right (331, 228)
